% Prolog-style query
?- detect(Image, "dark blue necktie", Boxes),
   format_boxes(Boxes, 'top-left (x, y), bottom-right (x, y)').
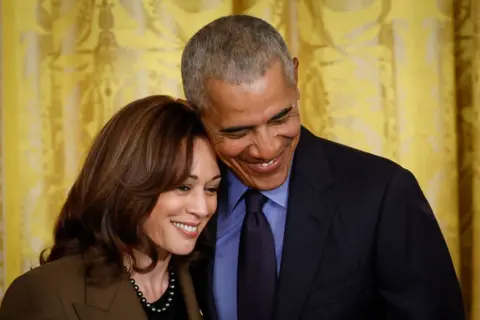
top-left (237, 189), bottom-right (276, 320)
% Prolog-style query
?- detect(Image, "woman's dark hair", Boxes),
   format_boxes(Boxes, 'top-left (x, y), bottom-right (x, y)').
top-left (39, 95), bottom-right (209, 284)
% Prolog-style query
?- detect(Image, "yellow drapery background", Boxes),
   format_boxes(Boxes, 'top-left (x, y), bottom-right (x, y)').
top-left (1, 0), bottom-right (478, 318)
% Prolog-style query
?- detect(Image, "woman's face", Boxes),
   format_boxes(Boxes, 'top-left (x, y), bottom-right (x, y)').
top-left (143, 137), bottom-right (221, 256)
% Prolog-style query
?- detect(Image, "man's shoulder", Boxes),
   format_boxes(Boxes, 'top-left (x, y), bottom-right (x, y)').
top-left (299, 129), bottom-right (404, 185)
top-left (322, 138), bottom-right (399, 171)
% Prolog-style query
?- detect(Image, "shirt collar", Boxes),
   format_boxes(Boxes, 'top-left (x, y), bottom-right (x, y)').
top-left (226, 166), bottom-right (292, 214)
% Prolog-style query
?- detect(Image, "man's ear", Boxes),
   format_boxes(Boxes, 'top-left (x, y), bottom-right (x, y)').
top-left (293, 57), bottom-right (299, 84)
top-left (292, 58), bottom-right (300, 99)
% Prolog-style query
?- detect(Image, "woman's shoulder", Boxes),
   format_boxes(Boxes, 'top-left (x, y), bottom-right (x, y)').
top-left (4, 254), bottom-right (85, 297)
top-left (0, 255), bottom-right (86, 319)
top-left (20, 254), bottom-right (83, 280)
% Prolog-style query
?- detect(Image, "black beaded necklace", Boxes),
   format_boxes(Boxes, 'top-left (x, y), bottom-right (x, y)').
top-left (127, 264), bottom-right (176, 314)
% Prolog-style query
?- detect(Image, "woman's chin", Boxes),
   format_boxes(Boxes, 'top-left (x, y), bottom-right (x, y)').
top-left (168, 243), bottom-right (196, 256)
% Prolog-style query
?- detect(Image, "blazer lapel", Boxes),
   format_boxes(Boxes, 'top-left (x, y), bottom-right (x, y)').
top-left (274, 127), bottom-right (336, 320)
top-left (178, 262), bottom-right (203, 320)
top-left (72, 274), bottom-right (147, 320)
top-left (72, 304), bottom-right (109, 320)
top-left (191, 221), bottom-right (218, 320)
top-left (204, 217), bottom-right (219, 320)
top-left (192, 164), bottom-right (228, 320)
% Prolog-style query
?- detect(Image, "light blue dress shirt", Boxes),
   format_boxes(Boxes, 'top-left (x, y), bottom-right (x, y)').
top-left (213, 169), bottom-right (291, 320)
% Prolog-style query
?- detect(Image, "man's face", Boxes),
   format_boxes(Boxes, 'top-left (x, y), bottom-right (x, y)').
top-left (201, 59), bottom-right (301, 191)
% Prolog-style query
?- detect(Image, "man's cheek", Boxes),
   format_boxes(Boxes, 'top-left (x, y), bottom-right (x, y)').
top-left (218, 141), bottom-right (248, 158)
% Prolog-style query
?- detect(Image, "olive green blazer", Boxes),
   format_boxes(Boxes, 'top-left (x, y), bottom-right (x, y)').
top-left (0, 254), bottom-right (202, 320)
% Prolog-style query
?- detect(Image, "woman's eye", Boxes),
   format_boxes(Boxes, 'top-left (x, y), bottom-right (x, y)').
top-left (206, 187), bottom-right (219, 193)
top-left (177, 185), bottom-right (191, 192)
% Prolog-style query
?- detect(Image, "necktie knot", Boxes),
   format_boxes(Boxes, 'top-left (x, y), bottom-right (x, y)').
top-left (245, 189), bottom-right (267, 214)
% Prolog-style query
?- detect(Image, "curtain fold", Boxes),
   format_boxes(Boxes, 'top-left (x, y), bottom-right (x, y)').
top-left (1, 0), bottom-right (478, 317)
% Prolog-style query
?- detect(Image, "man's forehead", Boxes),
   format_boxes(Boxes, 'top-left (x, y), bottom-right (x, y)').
top-left (205, 81), bottom-right (271, 113)
top-left (204, 85), bottom-right (294, 115)
top-left (238, 78), bottom-right (268, 94)
top-left (204, 62), bottom-right (290, 108)
top-left (202, 101), bottom-right (294, 129)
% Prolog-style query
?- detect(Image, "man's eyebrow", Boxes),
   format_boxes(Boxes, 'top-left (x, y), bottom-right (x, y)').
top-left (220, 125), bottom-right (253, 134)
top-left (219, 106), bottom-right (293, 134)
top-left (268, 107), bottom-right (292, 122)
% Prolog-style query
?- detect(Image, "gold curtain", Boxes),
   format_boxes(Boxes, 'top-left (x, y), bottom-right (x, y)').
top-left (1, 0), bottom-right (478, 318)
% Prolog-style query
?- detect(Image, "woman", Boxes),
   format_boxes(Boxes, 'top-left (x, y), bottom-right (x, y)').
top-left (0, 95), bottom-right (220, 320)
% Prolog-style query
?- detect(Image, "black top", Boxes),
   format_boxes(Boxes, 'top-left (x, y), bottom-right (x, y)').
top-left (143, 283), bottom-right (188, 320)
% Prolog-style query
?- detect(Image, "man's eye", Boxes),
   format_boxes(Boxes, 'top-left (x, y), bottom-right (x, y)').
top-left (225, 131), bottom-right (248, 139)
top-left (271, 115), bottom-right (288, 123)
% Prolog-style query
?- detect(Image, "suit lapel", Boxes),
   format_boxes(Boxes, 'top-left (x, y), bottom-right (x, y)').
top-left (72, 273), bottom-right (146, 320)
top-left (274, 127), bottom-right (336, 320)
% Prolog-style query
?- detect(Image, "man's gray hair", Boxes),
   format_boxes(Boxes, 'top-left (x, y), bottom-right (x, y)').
top-left (181, 15), bottom-right (295, 111)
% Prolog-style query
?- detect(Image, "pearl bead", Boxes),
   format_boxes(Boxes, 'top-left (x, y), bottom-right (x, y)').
top-left (128, 265), bottom-right (176, 313)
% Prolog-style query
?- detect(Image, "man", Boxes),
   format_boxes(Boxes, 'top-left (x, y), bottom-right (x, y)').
top-left (181, 15), bottom-right (465, 320)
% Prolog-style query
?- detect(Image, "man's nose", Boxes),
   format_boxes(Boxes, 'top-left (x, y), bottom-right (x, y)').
top-left (249, 127), bottom-right (280, 159)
